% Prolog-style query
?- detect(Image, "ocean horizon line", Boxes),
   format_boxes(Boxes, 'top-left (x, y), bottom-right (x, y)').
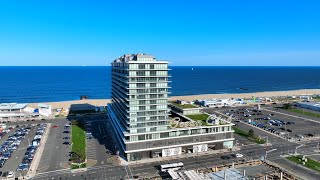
top-left (1, 65), bottom-right (320, 67)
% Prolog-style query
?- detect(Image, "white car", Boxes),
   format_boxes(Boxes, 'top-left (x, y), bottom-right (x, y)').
top-left (7, 171), bottom-right (14, 178)
top-left (236, 153), bottom-right (243, 158)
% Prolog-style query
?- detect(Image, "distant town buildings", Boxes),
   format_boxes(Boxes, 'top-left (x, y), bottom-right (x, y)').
top-left (107, 53), bottom-right (235, 162)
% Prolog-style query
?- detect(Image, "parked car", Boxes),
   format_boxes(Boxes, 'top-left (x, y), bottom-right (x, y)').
top-left (63, 142), bottom-right (71, 145)
top-left (236, 153), bottom-right (243, 158)
top-left (307, 133), bottom-right (314, 137)
top-left (7, 171), bottom-right (14, 178)
top-left (221, 155), bottom-right (231, 159)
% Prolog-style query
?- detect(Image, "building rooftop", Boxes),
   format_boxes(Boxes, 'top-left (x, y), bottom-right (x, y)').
top-left (207, 168), bottom-right (248, 180)
top-left (297, 101), bottom-right (320, 107)
top-left (114, 53), bottom-right (156, 63)
top-left (0, 103), bottom-right (28, 110)
top-left (171, 102), bottom-right (199, 109)
top-left (38, 103), bottom-right (52, 109)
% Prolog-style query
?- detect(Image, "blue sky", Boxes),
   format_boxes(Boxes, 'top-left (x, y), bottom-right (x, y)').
top-left (0, 0), bottom-right (319, 66)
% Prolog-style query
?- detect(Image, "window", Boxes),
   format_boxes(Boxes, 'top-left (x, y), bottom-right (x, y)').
top-left (137, 128), bottom-right (146, 133)
top-left (138, 135), bottom-right (145, 140)
top-left (150, 71), bottom-right (156, 76)
top-left (138, 64), bottom-right (146, 69)
top-left (139, 106), bottom-right (146, 111)
top-left (160, 132), bottom-right (169, 138)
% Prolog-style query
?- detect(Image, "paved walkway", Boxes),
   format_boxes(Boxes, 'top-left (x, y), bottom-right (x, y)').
top-left (26, 123), bottom-right (52, 179)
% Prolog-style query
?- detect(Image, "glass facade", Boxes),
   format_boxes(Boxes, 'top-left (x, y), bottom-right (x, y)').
top-left (110, 54), bottom-right (171, 139)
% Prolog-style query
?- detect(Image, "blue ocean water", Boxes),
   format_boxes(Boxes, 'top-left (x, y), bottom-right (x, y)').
top-left (0, 66), bottom-right (319, 103)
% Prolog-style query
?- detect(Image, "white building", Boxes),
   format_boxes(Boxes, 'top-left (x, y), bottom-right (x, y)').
top-left (38, 103), bottom-right (52, 117)
top-left (0, 103), bottom-right (40, 122)
top-left (197, 98), bottom-right (244, 107)
top-left (0, 103), bottom-right (28, 112)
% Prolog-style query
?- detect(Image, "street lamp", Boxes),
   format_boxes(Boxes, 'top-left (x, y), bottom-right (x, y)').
top-left (295, 145), bottom-right (304, 155)
top-left (265, 149), bottom-right (277, 161)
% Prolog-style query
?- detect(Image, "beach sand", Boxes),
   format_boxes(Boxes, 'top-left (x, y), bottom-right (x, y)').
top-left (29, 89), bottom-right (320, 109)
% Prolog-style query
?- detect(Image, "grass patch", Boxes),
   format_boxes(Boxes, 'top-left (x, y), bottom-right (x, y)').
top-left (71, 163), bottom-right (87, 169)
top-left (286, 155), bottom-right (320, 172)
top-left (186, 113), bottom-right (210, 126)
top-left (71, 124), bottom-right (86, 163)
top-left (171, 102), bottom-right (197, 109)
top-left (186, 113), bottom-right (209, 120)
top-left (286, 108), bottom-right (320, 118)
top-left (232, 127), bottom-right (266, 144)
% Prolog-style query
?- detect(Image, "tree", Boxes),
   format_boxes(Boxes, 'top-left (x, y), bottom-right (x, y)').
top-left (71, 119), bottom-right (78, 126)
top-left (283, 103), bottom-right (292, 109)
top-left (248, 129), bottom-right (255, 139)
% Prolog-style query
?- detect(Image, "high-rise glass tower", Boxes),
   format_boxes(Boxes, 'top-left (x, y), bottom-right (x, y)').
top-left (107, 53), bottom-right (234, 161)
top-left (108, 53), bottom-right (171, 160)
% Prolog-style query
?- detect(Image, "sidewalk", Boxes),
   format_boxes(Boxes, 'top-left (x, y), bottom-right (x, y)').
top-left (118, 147), bottom-right (240, 166)
top-left (25, 123), bottom-right (52, 179)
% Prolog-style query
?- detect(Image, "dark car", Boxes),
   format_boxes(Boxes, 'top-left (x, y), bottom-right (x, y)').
top-left (1, 172), bottom-right (8, 177)
top-left (287, 129), bottom-right (293, 132)
top-left (307, 133), bottom-right (314, 137)
top-left (221, 155), bottom-right (231, 159)
top-left (63, 142), bottom-right (71, 145)
top-left (63, 137), bottom-right (70, 139)
top-left (63, 131), bottom-right (70, 133)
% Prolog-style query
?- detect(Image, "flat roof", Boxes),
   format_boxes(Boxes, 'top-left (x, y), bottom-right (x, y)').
top-left (0, 112), bottom-right (39, 118)
top-left (297, 102), bottom-right (320, 107)
top-left (0, 103), bottom-right (28, 110)
top-left (38, 103), bottom-right (52, 108)
top-left (207, 168), bottom-right (247, 180)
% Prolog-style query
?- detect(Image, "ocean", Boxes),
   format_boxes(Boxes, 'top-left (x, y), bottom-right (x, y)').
top-left (0, 66), bottom-right (319, 103)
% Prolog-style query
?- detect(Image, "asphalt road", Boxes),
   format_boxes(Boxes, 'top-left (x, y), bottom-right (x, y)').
top-left (271, 157), bottom-right (320, 180)
top-left (31, 142), bottom-right (304, 180)
top-left (30, 137), bottom-right (320, 180)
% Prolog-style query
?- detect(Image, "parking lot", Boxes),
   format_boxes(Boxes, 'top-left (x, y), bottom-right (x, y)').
top-left (85, 115), bottom-right (116, 166)
top-left (37, 118), bottom-right (71, 173)
top-left (210, 105), bottom-right (320, 142)
top-left (37, 115), bottom-right (116, 173)
top-left (0, 123), bottom-right (47, 178)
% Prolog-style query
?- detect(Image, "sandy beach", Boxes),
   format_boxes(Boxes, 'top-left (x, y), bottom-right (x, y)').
top-left (27, 89), bottom-right (320, 110)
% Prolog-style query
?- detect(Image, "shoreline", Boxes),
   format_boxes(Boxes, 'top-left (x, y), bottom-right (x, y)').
top-left (27, 89), bottom-right (320, 109)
